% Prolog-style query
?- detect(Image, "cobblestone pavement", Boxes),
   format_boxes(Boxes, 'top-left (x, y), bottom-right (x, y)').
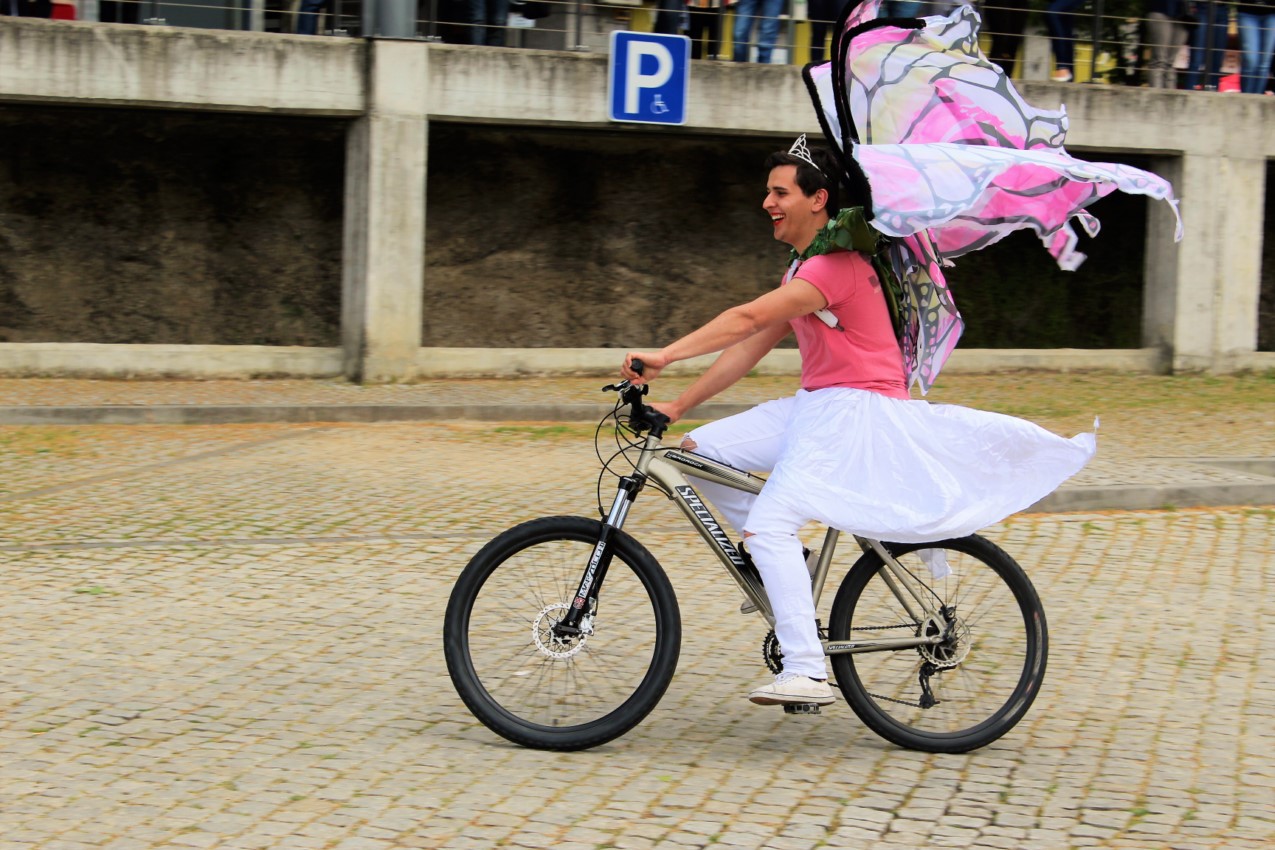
top-left (1, 415), bottom-right (1272, 850)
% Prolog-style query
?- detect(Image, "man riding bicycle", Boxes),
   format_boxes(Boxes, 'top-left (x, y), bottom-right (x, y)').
top-left (621, 138), bottom-right (1094, 708)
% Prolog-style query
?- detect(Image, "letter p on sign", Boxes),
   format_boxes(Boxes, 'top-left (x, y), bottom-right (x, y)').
top-left (607, 31), bottom-right (690, 126)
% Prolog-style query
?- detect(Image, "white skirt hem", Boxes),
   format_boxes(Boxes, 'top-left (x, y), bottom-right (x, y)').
top-left (763, 387), bottom-right (1096, 543)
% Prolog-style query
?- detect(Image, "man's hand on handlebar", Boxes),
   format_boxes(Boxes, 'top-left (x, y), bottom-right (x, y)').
top-left (621, 352), bottom-right (668, 385)
top-left (648, 401), bottom-right (684, 424)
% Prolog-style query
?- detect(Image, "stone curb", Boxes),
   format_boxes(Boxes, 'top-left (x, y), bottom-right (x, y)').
top-left (1029, 481), bottom-right (1275, 513)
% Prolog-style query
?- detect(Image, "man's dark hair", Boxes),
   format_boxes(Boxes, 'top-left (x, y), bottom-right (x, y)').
top-left (765, 144), bottom-right (846, 216)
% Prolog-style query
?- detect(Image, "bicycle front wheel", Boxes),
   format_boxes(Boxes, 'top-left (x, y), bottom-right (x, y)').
top-left (828, 535), bottom-right (1047, 753)
top-left (443, 516), bottom-right (680, 751)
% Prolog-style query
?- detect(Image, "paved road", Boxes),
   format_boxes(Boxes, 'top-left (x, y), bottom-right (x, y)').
top-left (1, 414), bottom-right (1272, 849)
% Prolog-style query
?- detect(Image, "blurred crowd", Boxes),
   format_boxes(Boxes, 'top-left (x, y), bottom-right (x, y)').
top-left (3, 0), bottom-right (1272, 93)
top-left (1045, 1), bottom-right (1275, 93)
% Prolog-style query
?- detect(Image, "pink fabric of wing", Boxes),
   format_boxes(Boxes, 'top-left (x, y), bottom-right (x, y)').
top-left (806, 2), bottom-right (1182, 393)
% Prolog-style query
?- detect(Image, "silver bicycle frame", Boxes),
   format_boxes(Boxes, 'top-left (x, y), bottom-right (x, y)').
top-left (601, 431), bottom-right (946, 657)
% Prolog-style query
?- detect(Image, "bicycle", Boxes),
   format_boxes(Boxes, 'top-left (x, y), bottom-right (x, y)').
top-left (443, 363), bottom-right (1048, 753)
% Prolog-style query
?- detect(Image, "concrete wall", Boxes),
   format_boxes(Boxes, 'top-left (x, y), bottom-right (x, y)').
top-left (0, 105), bottom-right (347, 348)
top-left (1, 17), bottom-right (1272, 379)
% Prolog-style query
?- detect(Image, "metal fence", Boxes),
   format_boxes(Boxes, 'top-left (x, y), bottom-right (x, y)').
top-left (11, 1), bottom-right (1273, 93)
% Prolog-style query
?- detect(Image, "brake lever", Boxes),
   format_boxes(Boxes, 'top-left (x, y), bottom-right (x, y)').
top-left (603, 358), bottom-right (649, 394)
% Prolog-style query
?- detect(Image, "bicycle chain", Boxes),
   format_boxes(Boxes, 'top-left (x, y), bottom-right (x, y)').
top-left (868, 691), bottom-right (926, 708)
top-left (852, 624), bottom-right (956, 708)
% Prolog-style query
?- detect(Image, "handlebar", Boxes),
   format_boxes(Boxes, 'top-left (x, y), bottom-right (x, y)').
top-left (602, 357), bottom-right (669, 438)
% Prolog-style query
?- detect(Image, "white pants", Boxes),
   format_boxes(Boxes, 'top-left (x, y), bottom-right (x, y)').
top-left (686, 397), bottom-right (828, 680)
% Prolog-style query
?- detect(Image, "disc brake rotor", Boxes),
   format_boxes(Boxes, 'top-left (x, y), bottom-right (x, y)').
top-left (532, 603), bottom-right (588, 660)
top-left (917, 612), bottom-right (971, 668)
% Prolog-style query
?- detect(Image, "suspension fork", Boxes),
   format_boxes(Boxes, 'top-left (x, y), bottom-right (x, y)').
top-left (557, 472), bottom-right (646, 632)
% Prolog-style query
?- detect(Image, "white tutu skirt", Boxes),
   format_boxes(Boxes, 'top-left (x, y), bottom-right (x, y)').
top-left (763, 388), bottom-right (1096, 543)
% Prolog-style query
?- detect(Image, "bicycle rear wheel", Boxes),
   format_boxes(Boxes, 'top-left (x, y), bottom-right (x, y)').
top-left (828, 535), bottom-right (1047, 753)
top-left (443, 516), bottom-right (680, 751)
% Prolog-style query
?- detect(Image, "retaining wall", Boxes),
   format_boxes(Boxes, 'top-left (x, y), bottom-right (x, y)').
top-left (1, 18), bottom-right (1272, 379)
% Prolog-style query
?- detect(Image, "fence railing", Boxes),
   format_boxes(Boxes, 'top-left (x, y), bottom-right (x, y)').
top-left (13, 1), bottom-right (1272, 93)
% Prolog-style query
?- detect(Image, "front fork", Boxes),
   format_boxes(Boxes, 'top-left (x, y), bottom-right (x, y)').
top-left (556, 473), bottom-right (645, 633)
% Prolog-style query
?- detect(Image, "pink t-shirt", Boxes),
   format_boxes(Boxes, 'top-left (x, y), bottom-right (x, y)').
top-left (784, 250), bottom-right (908, 399)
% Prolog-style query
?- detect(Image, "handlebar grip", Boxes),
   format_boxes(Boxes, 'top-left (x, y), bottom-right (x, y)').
top-left (630, 358), bottom-right (645, 376)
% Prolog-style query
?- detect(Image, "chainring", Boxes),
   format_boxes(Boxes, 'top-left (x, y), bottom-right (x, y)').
top-left (761, 630), bottom-right (784, 674)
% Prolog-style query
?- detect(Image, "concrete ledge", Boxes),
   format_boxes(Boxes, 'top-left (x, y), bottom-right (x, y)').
top-left (413, 348), bottom-right (797, 377)
top-left (0, 343), bottom-right (344, 379)
top-left (1232, 352), bottom-right (1275, 373)
top-left (1191, 457), bottom-right (1275, 476)
top-left (0, 343), bottom-right (1181, 380)
top-left (1030, 480), bottom-right (1275, 512)
top-left (413, 347), bottom-right (1171, 377)
top-left (0, 20), bottom-right (365, 115)
top-left (941, 347), bottom-right (1170, 374)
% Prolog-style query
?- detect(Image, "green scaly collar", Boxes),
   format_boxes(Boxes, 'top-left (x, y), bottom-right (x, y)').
top-left (789, 206), bottom-right (880, 263)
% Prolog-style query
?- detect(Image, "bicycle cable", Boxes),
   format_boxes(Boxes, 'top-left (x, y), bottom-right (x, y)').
top-left (592, 390), bottom-right (672, 517)
top-left (594, 395), bottom-right (644, 517)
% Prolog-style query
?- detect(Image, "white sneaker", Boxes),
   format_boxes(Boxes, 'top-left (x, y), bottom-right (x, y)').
top-left (748, 672), bottom-right (836, 706)
top-left (739, 548), bottom-right (820, 614)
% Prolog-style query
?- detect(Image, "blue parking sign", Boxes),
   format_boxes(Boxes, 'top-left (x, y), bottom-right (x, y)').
top-left (607, 31), bottom-right (690, 126)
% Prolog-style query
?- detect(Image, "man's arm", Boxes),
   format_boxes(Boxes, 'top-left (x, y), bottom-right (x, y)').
top-left (653, 321), bottom-right (792, 422)
top-left (622, 278), bottom-right (826, 385)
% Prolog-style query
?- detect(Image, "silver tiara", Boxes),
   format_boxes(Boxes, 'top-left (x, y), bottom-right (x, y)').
top-left (788, 134), bottom-right (823, 175)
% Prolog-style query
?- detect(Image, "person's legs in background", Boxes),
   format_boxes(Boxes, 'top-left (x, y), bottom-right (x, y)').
top-left (296, 0), bottom-right (328, 35)
top-left (983, 1), bottom-right (1029, 77)
top-left (807, 0), bottom-right (848, 64)
top-left (1045, 0), bottom-right (1087, 81)
top-left (1238, 12), bottom-right (1262, 93)
top-left (98, 0), bottom-right (139, 22)
top-left (1144, 11), bottom-right (1185, 88)
top-left (688, 4), bottom-right (722, 59)
top-left (654, 0), bottom-right (683, 35)
top-left (1259, 15), bottom-right (1275, 92)
top-left (467, 0), bottom-right (487, 44)
top-left (1184, 2), bottom-right (1228, 90)
top-left (733, 0), bottom-right (759, 61)
top-left (1238, 12), bottom-right (1275, 94)
top-left (482, 0), bottom-right (510, 45)
top-left (1268, 34), bottom-right (1275, 92)
top-left (753, 0), bottom-right (784, 63)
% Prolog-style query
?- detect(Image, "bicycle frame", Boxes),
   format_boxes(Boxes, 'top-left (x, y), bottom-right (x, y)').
top-left (586, 428), bottom-right (949, 658)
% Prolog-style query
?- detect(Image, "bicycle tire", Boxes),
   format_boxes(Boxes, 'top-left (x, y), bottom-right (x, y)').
top-left (443, 516), bottom-right (681, 751)
top-left (827, 535), bottom-right (1047, 753)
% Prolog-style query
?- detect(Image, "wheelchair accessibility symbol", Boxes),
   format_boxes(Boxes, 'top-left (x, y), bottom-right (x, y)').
top-left (650, 96), bottom-right (670, 116)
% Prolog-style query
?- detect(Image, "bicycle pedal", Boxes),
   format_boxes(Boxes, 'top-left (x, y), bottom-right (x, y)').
top-left (782, 703), bottom-right (822, 716)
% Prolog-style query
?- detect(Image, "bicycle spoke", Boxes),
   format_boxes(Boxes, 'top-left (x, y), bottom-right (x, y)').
top-left (452, 522), bottom-right (672, 736)
top-left (830, 536), bottom-right (1046, 752)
